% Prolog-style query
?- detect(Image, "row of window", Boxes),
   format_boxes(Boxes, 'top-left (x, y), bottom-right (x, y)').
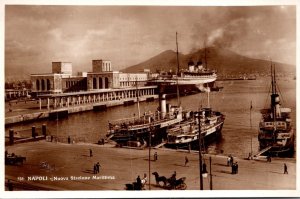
top-left (93, 77), bottom-right (109, 89)
top-left (119, 77), bottom-right (147, 81)
top-left (264, 121), bottom-right (286, 126)
top-left (36, 79), bottom-right (51, 91)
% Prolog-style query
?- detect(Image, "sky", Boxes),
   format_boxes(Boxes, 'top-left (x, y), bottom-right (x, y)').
top-left (4, 3), bottom-right (297, 78)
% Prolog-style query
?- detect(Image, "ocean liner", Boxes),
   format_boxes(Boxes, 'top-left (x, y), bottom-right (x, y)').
top-left (147, 32), bottom-right (217, 95)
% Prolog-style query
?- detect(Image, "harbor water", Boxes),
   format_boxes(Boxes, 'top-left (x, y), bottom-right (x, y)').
top-left (6, 77), bottom-right (296, 158)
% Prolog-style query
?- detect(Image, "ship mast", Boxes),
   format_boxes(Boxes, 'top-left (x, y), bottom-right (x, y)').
top-left (176, 32), bottom-right (181, 106)
top-left (271, 62), bottom-right (277, 144)
top-left (203, 38), bottom-right (210, 108)
top-left (136, 76), bottom-right (141, 118)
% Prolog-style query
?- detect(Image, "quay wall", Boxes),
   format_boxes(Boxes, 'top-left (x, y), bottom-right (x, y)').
top-left (5, 95), bottom-right (158, 125)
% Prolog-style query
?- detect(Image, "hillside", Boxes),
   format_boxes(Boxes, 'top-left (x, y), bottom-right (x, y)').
top-left (123, 47), bottom-right (295, 76)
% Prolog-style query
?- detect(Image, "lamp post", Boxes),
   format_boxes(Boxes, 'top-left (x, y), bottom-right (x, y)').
top-left (148, 117), bottom-right (152, 190)
top-left (250, 100), bottom-right (253, 159)
top-left (209, 156), bottom-right (213, 190)
top-left (197, 111), bottom-right (203, 190)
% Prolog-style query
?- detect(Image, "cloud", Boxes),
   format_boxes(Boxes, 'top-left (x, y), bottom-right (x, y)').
top-left (4, 5), bottom-right (297, 78)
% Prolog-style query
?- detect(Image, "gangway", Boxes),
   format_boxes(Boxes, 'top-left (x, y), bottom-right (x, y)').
top-left (253, 146), bottom-right (272, 159)
top-left (154, 141), bottom-right (166, 149)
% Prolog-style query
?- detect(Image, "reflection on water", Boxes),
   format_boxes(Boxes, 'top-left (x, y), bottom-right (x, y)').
top-left (6, 77), bottom-right (296, 158)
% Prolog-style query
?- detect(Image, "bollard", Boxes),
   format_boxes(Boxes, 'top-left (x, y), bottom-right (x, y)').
top-left (32, 126), bottom-right (36, 138)
top-left (9, 129), bottom-right (14, 145)
top-left (68, 136), bottom-right (71, 144)
top-left (42, 124), bottom-right (47, 137)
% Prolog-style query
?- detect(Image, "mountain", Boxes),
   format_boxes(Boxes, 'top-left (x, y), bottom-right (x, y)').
top-left (122, 47), bottom-right (295, 76)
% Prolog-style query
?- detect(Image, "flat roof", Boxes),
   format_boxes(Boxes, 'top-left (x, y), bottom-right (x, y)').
top-left (37, 86), bottom-right (157, 98)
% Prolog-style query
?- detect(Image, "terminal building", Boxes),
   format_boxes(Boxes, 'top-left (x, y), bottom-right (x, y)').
top-left (30, 59), bottom-right (149, 97)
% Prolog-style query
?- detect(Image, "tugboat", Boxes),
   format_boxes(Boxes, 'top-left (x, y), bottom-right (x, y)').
top-left (258, 63), bottom-right (295, 157)
top-left (166, 88), bottom-right (225, 149)
top-left (106, 94), bottom-right (184, 147)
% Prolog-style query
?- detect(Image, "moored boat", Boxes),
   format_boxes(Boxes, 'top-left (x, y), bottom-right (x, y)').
top-left (166, 107), bottom-right (225, 149)
top-left (106, 94), bottom-right (185, 147)
top-left (147, 32), bottom-right (217, 95)
top-left (258, 63), bottom-right (295, 157)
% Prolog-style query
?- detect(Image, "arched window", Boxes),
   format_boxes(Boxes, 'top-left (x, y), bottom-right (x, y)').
top-left (93, 77), bottom-right (97, 89)
top-left (41, 79), bottom-right (45, 91)
top-left (105, 77), bottom-right (109, 88)
top-left (47, 79), bottom-right (51, 91)
top-left (99, 77), bottom-right (102, 89)
top-left (36, 80), bottom-right (40, 90)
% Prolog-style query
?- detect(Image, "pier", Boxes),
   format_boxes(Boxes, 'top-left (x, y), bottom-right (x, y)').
top-left (5, 86), bottom-right (157, 125)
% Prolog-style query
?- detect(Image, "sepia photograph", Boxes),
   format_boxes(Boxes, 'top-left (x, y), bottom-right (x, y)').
top-left (2, 0), bottom-right (299, 198)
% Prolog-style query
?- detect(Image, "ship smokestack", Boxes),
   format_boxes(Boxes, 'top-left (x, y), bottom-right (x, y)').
top-left (197, 61), bottom-right (203, 70)
top-left (271, 94), bottom-right (281, 118)
top-left (160, 94), bottom-right (167, 119)
top-left (188, 61), bottom-right (195, 72)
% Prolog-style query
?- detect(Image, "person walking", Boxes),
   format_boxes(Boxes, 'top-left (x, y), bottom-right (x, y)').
top-left (96, 162), bottom-right (101, 173)
top-left (227, 155), bottom-right (231, 166)
top-left (284, 163), bottom-right (288, 174)
top-left (89, 149), bottom-right (93, 157)
top-left (154, 152), bottom-right (158, 161)
top-left (231, 163), bottom-right (236, 174)
top-left (184, 156), bottom-right (189, 167)
top-left (136, 175), bottom-right (142, 190)
top-left (93, 164), bottom-right (97, 174)
top-left (235, 162), bottom-right (239, 174)
top-left (230, 156), bottom-right (234, 166)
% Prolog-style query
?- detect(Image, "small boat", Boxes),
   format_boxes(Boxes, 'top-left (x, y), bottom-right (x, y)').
top-left (166, 107), bottom-right (225, 148)
top-left (166, 85), bottom-right (225, 148)
top-left (106, 94), bottom-right (184, 147)
top-left (258, 63), bottom-right (295, 157)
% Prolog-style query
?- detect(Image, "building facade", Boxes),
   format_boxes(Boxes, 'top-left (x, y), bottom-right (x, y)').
top-left (31, 59), bottom-right (149, 96)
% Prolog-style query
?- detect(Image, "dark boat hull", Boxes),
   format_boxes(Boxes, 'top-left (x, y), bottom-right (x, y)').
top-left (259, 142), bottom-right (295, 158)
top-left (109, 125), bottom-right (169, 147)
top-left (165, 122), bottom-right (224, 150)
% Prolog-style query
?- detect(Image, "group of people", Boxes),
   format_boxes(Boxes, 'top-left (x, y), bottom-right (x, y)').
top-left (93, 162), bottom-right (101, 174)
top-left (227, 155), bottom-right (238, 174)
top-left (231, 162), bottom-right (239, 174)
top-left (135, 173), bottom-right (147, 190)
top-left (227, 155), bottom-right (234, 166)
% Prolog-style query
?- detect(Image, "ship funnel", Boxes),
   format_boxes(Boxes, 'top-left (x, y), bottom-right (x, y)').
top-left (196, 61), bottom-right (203, 70)
top-left (160, 94), bottom-right (167, 119)
top-left (271, 94), bottom-right (281, 118)
top-left (188, 61), bottom-right (195, 72)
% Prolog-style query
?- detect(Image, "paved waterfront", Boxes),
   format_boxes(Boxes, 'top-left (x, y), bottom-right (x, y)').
top-left (5, 140), bottom-right (296, 191)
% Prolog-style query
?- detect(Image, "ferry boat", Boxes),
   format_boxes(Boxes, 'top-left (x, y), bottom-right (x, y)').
top-left (106, 94), bottom-right (185, 147)
top-left (258, 64), bottom-right (295, 157)
top-left (166, 104), bottom-right (225, 148)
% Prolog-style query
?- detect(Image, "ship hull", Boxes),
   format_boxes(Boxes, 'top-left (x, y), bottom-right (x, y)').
top-left (149, 82), bottom-right (216, 96)
top-left (258, 139), bottom-right (295, 157)
top-left (165, 121), bottom-right (224, 149)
